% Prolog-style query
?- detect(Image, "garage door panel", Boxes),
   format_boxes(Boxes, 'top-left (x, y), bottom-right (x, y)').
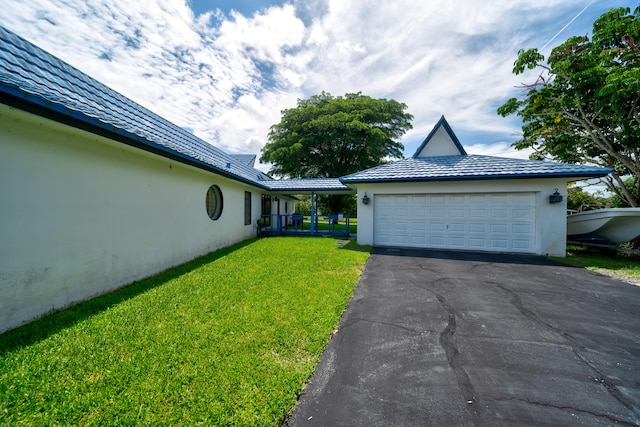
top-left (395, 222), bottom-right (409, 233)
top-left (430, 223), bottom-right (446, 232)
top-left (449, 237), bottom-right (466, 247)
top-left (470, 195), bottom-right (487, 204)
top-left (449, 208), bottom-right (465, 218)
top-left (490, 194), bottom-right (508, 204)
top-left (491, 208), bottom-right (508, 219)
top-left (374, 193), bottom-right (537, 253)
top-left (513, 239), bottom-right (532, 249)
top-left (377, 207), bottom-right (394, 220)
top-left (450, 195), bottom-right (466, 205)
top-left (490, 223), bottom-right (508, 233)
top-left (395, 195), bottom-right (409, 203)
top-left (395, 207), bottom-right (409, 218)
top-left (393, 235), bottom-right (409, 245)
top-left (377, 218), bottom-right (393, 230)
top-left (512, 208), bottom-right (534, 219)
top-left (470, 223), bottom-right (486, 233)
top-left (513, 224), bottom-right (533, 234)
top-left (449, 223), bottom-right (465, 232)
top-left (469, 238), bottom-right (488, 248)
top-left (376, 196), bottom-right (394, 207)
top-left (411, 195), bottom-right (427, 205)
top-left (470, 208), bottom-right (486, 218)
top-left (428, 235), bottom-right (445, 245)
top-left (429, 207), bottom-right (446, 217)
top-left (512, 194), bottom-right (535, 204)
top-left (410, 239), bottom-right (425, 246)
top-left (411, 222), bottom-right (426, 231)
top-left (491, 239), bottom-right (508, 249)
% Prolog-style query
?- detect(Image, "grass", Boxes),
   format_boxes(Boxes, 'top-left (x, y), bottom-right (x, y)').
top-left (549, 246), bottom-right (640, 285)
top-left (0, 237), bottom-right (370, 426)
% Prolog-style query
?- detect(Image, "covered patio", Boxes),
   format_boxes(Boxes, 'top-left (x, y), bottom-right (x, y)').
top-left (263, 178), bottom-right (356, 237)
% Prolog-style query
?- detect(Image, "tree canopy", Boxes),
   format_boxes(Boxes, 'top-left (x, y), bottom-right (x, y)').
top-left (497, 7), bottom-right (640, 206)
top-left (260, 92), bottom-right (413, 179)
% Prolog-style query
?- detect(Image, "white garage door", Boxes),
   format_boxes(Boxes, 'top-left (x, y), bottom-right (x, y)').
top-left (373, 193), bottom-right (537, 253)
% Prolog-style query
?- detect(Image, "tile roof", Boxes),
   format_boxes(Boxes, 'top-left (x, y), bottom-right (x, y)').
top-left (229, 154), bottom-right (257, 167)
top-left (340, 155), bottom-right (611, 183)
top-left (0, 26), bottom-right (272, 188)
top-left (267, 178), bottom-right (353, 193)
top-left (0, 26), bottom-right (612, 193)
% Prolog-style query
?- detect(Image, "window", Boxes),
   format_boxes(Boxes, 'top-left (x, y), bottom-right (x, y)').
top-left (261, 194), bottom-right (271, 227)
top-left (206, 185), bottom-right (223, 220)
top-left (244, 191), bottom-right (251, 226)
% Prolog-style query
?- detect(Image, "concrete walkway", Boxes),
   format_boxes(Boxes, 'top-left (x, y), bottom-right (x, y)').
top-left (287, 248), bottom-right (640, 426)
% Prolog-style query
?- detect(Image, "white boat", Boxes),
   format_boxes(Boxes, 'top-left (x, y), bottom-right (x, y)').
top-left (567, 207), bottom-right (640, 244)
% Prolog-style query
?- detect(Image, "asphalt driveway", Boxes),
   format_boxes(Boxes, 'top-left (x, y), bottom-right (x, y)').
top-left (287, 248), bottom-right (640, 426)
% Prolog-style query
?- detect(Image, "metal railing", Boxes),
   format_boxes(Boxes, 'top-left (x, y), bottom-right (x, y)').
top-left (258, 214), bottom-right (351, 237)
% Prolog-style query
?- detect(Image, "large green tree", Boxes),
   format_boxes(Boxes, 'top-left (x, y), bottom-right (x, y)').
top-left (261, 92), bottom-right (413, 178)
top-left (498, 7), bottom-right (640, 206)
top-left (261, 92), bottom-right (413, 214)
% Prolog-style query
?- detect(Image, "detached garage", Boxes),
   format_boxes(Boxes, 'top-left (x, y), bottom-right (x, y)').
top-left (341, 116), bottom-right (610, 257)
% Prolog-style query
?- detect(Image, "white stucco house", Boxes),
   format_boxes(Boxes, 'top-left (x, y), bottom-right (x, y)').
top-left (0, 27), bottom-right (610, 332)
top-left (0, 27), bottom-right (352, 332)
top-left (342, 116), bottom-right (610, 256)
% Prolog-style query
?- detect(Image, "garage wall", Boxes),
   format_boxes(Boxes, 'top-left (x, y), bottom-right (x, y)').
top-left (0, 105), bottom-right (262, 332)
top-left (356, 179), bottom-right (568, 256)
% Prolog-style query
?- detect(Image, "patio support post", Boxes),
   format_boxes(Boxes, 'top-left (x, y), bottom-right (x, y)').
top-left (310, 191), bottom-right (316, 236)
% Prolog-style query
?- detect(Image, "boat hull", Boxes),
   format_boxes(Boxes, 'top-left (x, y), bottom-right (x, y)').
top-left (567, 208), bottom-right (640, 244)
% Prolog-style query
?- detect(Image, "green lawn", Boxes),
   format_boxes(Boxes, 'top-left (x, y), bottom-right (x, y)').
top-left (550, 246), bottom-right (640, 285)
top-left (0, 237), bottom-right (370, 426)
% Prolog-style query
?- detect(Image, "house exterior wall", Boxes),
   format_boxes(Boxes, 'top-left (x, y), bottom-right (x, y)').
top-left (356, 178), bottom-right (568, 257)
top-left (0, 105), bottom-right (262, 332)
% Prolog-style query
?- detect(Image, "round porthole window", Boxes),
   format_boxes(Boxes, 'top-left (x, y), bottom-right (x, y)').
top-left (206, 185), bottom-right (223, 220)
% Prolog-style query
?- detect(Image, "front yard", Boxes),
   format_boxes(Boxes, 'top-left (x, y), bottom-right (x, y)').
top-left (0, 237), bottom-right (370, 426)
top-left (550, 245), bottom-right (640, 285)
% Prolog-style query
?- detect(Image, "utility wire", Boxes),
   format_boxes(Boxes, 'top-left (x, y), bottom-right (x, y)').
top-left (540, 0), bottom-right (597, 52)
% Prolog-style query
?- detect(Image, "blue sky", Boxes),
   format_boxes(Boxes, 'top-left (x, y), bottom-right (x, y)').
top-left (191, 0), bottom-right (286, 18)
top-left (0, 0), bottom-right (636, 172)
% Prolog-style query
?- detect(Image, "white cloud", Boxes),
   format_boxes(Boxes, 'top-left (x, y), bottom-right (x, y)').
top-left (465, 142), bottom-right (535, 160)
top-left (0, 0), bottom-right (629, 173)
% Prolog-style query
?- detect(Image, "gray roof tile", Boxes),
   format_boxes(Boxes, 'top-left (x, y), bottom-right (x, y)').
top-left (268, 178), bottom-right (352, 192)
top-left (230, 154), bottom-right (257, 167)
top-left (340, 155), bottom-right (611, 183)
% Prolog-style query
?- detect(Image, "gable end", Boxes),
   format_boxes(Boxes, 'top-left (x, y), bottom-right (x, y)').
top-left (413, 115), bottom-right (467, 158)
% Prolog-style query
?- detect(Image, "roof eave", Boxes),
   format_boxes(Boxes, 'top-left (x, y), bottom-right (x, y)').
top-left (0, 89), bottom-right (272, 190)
top-left (340, 171), bottom-right (612, 184)
top-left (268, 188), bottom-right (355, 195)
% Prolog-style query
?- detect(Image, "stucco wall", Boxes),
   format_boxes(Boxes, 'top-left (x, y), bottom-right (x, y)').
top-left (356, 179), bottom-right (568, 257)
top-left (0, 105), bottom-right (263, 332)
top-left (414, 126), bottom-right (462, 157)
